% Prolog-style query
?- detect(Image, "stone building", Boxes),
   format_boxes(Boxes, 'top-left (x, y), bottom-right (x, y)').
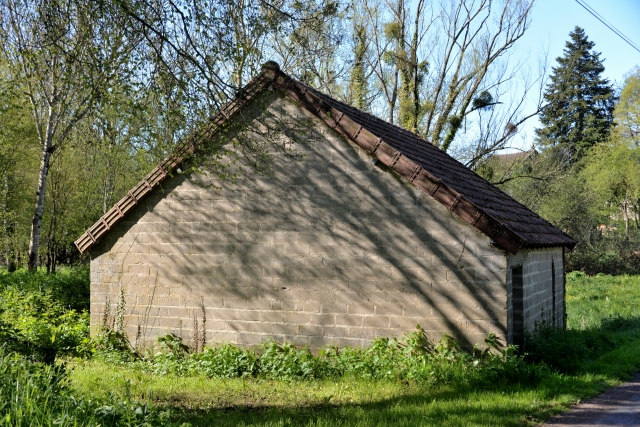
top-left (76, 62), bottom-right (576, 350)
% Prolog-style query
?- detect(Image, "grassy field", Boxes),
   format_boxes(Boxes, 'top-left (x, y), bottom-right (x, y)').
top-left (69, 359), bottom-right (630, 427)
top-left (566, 272), bottom-right (640, 329)
top-left (66, 271), bottom-right (640, 427)
top-left (3, 269), bottom-right (640, 426)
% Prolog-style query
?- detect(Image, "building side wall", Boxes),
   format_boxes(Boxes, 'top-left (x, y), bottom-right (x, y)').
top-left (90, 93), bottom-right (508, 350)
top-left (506, 247), bottom-right (565, 343)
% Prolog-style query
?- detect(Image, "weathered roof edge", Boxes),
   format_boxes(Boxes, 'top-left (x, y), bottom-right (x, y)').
top-left (266, 67), bottom-right (527, 254)
top-left (75, 61), bottom-right (573, 255)
top-left (74, 69), bottom-right (273, 254)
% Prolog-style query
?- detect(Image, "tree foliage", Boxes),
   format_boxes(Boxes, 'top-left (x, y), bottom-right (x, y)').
top-left (535, 27), bottom-right (616, 164)
top-left (0, 0), bottom-right (141, 269)
top-left (0, 0), bottom-right (340, 270)
top-left (582, 140), bottom-right (640, 240)
top-left (0, 0), bottom-right (634, 275)
top-left (614, 66), bottom-right (640, 146)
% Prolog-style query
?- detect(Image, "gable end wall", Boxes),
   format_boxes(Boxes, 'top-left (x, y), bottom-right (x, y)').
top-left (90, 93), bottom-right (509, 350)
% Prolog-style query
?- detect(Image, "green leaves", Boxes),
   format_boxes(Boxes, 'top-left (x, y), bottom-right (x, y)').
top-left (615, 67), bottom-right (640, 146)
top-left (98, 326), bottom-right (544, 388)
top-left (536, 27), bottom-right (617, 164)
top-left (0, 268), bottom-right (91, 361)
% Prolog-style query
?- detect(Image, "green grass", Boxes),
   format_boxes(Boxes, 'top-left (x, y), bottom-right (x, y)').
top-left (4, 268), bottom-right (640, 426)
top-left (68, 358), bottom-right (626, 426)
top-left (566, 271), bottom-right (640, 329)
top-left (65, 272), bottom-right (640, 426)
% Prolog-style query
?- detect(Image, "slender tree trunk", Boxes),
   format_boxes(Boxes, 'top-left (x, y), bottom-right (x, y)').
top-left (27, 148), bottom-right (53, 270)
top-left (27, 110), bottom-right (56, 271)
top-left (623, 200), bottom-right (630, 241)
top-left (2, 175), bottom-right (15, 272)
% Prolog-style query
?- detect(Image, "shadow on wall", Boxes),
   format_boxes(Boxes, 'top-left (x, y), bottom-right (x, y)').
top-left (91, 91), bottom-right (507, 351)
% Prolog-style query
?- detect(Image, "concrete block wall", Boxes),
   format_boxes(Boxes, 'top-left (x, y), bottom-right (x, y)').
top-left (91, 92), bottom-right (509, 350)
top-left (507, 247), bottom-right (564, 342)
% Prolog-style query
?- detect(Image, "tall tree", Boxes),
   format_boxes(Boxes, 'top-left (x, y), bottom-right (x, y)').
top-left (614, 66), bottom-right (640, 146)
top-left (0, 62), bottom-right (39, 270)
top-left (535, 27), bottom-right (616, 164)
top-left (349, 21), bottom-right (369, 110)
top-left (582, 140), bottom-right (640, 240)
top-left (0, 0), bottom-right (138, 270)
top-left (354, 0), bottom-right (538, 160)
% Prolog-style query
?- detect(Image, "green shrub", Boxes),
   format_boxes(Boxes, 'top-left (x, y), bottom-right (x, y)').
top-left (0, 267), bottom-right (90, 312)
top-left (0, 284), bottom-right (90, 361)
top-left (525, 322), bottom-right (621, 374)
top-left (601, 315), bottom-right (640, 332)
top-left (257, 340), bottom-right (326, 380)
top-left (0, 267), bottom-right (91, 363)
top-left (148, 333), bottom-right (191, 376)
top-left (93, 328), bottom-right (140, 364)
top-left (566, 239), bottom-right (640, 276)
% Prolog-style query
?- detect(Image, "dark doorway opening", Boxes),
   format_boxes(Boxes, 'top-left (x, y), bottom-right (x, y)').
top-left (551, 260), bottom-right (556, 326)
top-left (511, 266), bottom-right (524, 348)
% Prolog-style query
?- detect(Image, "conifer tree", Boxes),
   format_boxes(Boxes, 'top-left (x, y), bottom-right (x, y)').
top-left (535, 27), bottom-right (616, 163)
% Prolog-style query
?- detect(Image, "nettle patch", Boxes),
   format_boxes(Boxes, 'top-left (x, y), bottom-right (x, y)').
top-left (94, 326), bottom-right (546, 388)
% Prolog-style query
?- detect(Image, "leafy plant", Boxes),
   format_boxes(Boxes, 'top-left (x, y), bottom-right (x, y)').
top-left (93, 328), bottom-right (139, 363)
top-left (525, 321), bottom-right (619, 374)
top-left (258, 339), bottom-right (324, 380)
top-left (0, 271), bottom-right (91, 362)
top-left (193, 343), bottom-right (258, 378)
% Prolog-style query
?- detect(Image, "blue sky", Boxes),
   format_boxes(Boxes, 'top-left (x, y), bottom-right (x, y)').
top-left (511, 0), bottom-right (640, 148)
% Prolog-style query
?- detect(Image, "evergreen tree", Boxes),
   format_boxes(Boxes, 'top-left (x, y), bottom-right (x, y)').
top-left (535, 27), bottom-right (616, 163)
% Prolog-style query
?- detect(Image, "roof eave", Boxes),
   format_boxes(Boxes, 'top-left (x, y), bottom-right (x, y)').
top-left (272, 72), bottom-right (528, 254)
top-left (76, 62), bottom-right (572, 256)
top-left (75, 68), bottom-right (278, 254)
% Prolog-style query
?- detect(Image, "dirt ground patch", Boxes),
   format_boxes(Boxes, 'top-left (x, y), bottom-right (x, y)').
top-left (543, 373), bottom-right (640, 426)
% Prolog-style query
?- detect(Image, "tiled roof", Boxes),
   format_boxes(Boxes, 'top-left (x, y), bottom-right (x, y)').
top-left (75, 62), bottom-right (576, 254)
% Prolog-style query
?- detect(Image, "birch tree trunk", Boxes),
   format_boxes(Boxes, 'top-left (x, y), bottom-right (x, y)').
top-left (27, 111), bottom-right (56, 270)
top-left (623, 199), bottom-right (630, 241)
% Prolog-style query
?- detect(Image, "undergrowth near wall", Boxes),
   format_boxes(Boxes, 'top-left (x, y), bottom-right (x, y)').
top-left (3, 268), bottom-right (640, 426)
top-left (0, 268), bottom-right (91, 363)
top-left (114, 328), bottom-right (545, 387)
top-left (524, 271), bottom-right (640, 374)
top-left (0, 348), bottom-right (186, 427)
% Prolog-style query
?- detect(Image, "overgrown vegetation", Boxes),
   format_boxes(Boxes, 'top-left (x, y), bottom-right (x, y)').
top-left (2, 268), bottom-right (640, 426)
top-left (0, 348), bottom-right (187, 426)
top-left (524, 271), bottom-right (640, 374)
top-left (0, 268), bottom-right (90, 363)
top-left (113, 330), bottom-right (542, 388)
